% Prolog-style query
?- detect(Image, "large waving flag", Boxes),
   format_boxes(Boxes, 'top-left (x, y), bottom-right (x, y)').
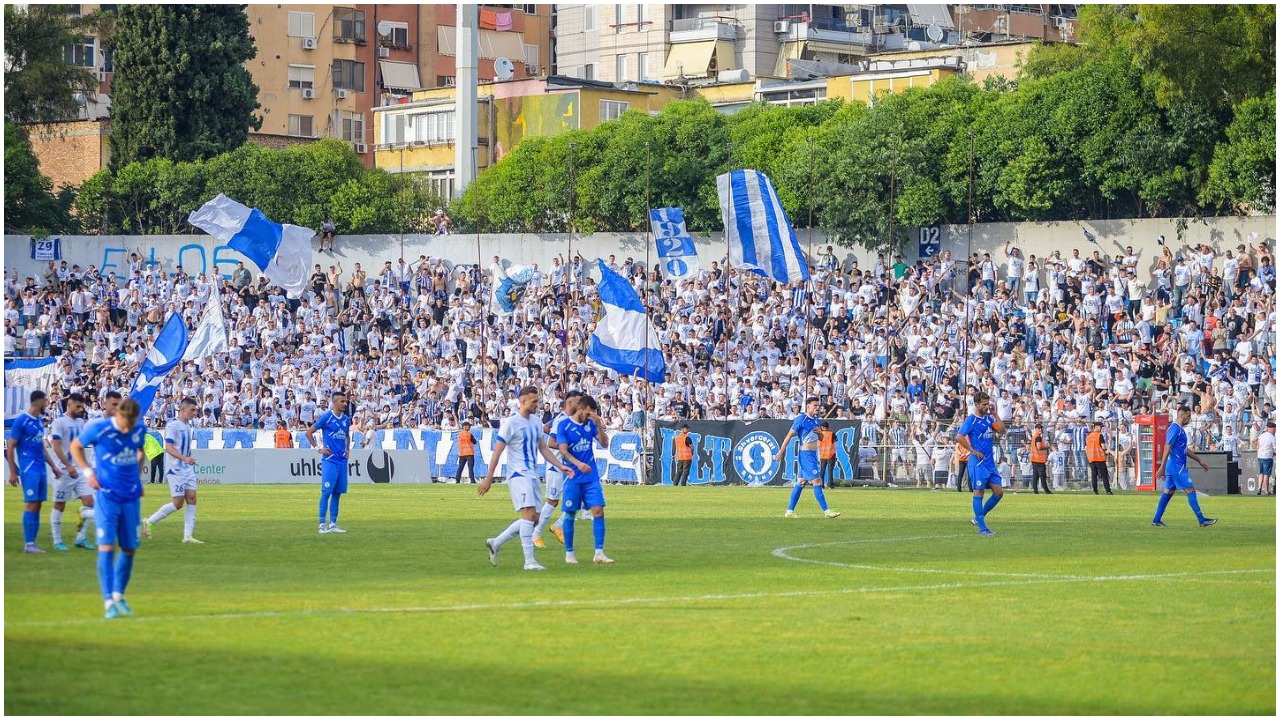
top-left (182, 295), bottom-right (229, 362)
top-left (492, 263), bottom-right (535, 315)
top-left (188, 194), bottom-right (313, 298)
top-left (587, 260), bottom-right (666, 383)
top-left (716, 169), bottom-right (811, 284)
top-left (649, 207), bottom-right (701, 281)
top-left (129, 313), bottom-right (189, 417)
top-left (5, 357), bottom-right (59, 420)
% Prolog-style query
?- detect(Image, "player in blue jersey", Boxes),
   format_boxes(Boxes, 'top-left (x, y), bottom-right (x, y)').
top-left (1152, 405), bottom-right (1216, 528)
top-left (306, 390), bottom-right (352, 534)
top-left (956, 391), bottom-right (1006, 536)
top-left (6, 390), bottom-right (63, 553)
top-left (70, 398), bottom-right (148, 618)
top-left (775, 397), bottom-right (841, 519)
top-left (479, 385), bottom-right (575, 571)
top-left (532, 390), bottom-right (581, 548)
top-left (556, 394), bottom-right (614, 564)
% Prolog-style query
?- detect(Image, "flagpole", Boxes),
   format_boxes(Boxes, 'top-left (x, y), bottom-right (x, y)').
top-left (963, 130), bottom-right (975, 395)
top-left (804, 133), bottom-right (816, 379)
top-left (563, 141), bottom-right (577, 395)
top-left (475, 221), bottom-right (484, 423)
top-left (720, 140), bottom-right (732, 423)
top-left (643, 141), bottom-right (653, 454)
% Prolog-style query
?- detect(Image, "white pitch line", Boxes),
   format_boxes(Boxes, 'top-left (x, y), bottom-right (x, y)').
top-left (773, 535), bottom-right (1099, 579)
top-left (5, 568), bottom-right (1273, 629)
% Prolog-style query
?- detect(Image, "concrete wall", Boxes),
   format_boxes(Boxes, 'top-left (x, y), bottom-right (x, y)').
top-left (5, 215), bottom-right (1273, 282)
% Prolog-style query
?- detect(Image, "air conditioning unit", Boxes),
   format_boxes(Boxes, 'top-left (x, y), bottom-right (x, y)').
top-left (378, 46), bottom-right (390, 58)
top-left (773, 20), bottom-right (791, 33)
top-left (354, 143), bottom-right (367, 154)
top-left (1053, 16), bottom-right (1072, 29)
top-left (301, 88), bottom-right (315, 99)
top-left (336, 88), bottom-right (350, 99)
top-left (302, 37), bottom-right (317, 50)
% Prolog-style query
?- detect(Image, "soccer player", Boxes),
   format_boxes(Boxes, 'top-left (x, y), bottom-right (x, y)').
top-left (6, 390), bottom-right (62, 553)
top-left (956, 391), bottom-right (1005, 536)
top-left (49, 393), bottom-right (95, 551)
top-left (143, 398), bottom-right (203, 543)
top-left (478, 385), bottom-right (574, 571)
top-left (556, 394), bottom-right (613, 564)
top-left (775, 397), bottom-right (840, 519)
top-left (71, 397), bottom-right (148, 618)
top-left (306, 390), bottom-right (352, 534)
top-left (532, 390), bottom-right (580, 548)
top-left (1152, 405), bottom-right (1216, 528)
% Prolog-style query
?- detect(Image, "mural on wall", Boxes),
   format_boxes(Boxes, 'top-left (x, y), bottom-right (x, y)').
top-left (494, 92), bottom-right (577, 161)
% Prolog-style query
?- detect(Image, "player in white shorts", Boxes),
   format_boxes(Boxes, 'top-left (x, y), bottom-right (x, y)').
top-left (532, 390), bottom-right (581, 548)
top-left (478, 385), bottom-right (575, 571)
top-left (48, 393), bottom-right (95, 551)
top-left (143, 398), bottom-right (203, 544)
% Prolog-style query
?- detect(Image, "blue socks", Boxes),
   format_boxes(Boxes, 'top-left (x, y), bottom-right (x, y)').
top-left (564, 512), bottom-right (576, 552)
top-left (113, 552), bottom-right (135, 596)
top-left (1154, 491), bottom-right (1174, 522)
top-left (787, 484), bottom-right (804, 511)
top-left (328, 493), bottom-right (341, 525)
top-left (318, 489), bottom-right (332, 525)
top-left (813, 485), bottom-right (830, 512)
top-left (972, 496), bottom-right (988, 531)
top-left (97, 550), bottom-right (115, 600)
top-left (1186, 491), bottom-right (1206, 522)
top-left (592, 515), bottom-right (606, 551)
top-left (983, 493), bottom-right (1002, 516)
top-left (22, 510), bottom-right (38, 544)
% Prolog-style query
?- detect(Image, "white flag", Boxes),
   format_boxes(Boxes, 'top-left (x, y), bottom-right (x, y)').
top-left (182, 297), bottom-right (229, 362)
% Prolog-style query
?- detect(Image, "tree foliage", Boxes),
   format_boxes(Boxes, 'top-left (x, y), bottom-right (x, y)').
top-left (108, 4), bottom-right (262, 166)
top-left (73, 140), bottom-right (445, 235)
top-left (3, 4), bottom-right (99, 125)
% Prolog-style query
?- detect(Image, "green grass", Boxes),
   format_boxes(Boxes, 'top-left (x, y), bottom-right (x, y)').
top-left (5, 485), bottom-right (1275, 715)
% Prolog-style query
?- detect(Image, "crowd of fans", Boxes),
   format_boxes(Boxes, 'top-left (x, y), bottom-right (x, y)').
top-left (4, 231), bottom-right (1275, 486)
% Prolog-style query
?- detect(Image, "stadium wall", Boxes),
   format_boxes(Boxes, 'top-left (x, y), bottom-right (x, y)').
top-left (6, 216), bottom-right (1273, 281)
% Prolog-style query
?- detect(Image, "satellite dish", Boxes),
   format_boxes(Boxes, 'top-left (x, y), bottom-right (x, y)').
top-left (494, 57), bottom-right (516, 81)
top-left (927, 23), bottom-right (944, 43)
top-left (377, 20), bottom-right (393, 37)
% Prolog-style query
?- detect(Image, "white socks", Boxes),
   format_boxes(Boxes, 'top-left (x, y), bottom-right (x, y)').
top-left (533, 503), bottom-right (554, 539)
top-left (494, 519), bottom-right (523, 548)
top-left (518, 519), bottom-right (536, 564)
top-left (183, 504), bottom-right (197, 540)
top-left (50, 509), bottom-right (63, 544)
top-left (78, 507), bottom-right (92, 543)
top-left (149, 502), bottom-right (178, 526)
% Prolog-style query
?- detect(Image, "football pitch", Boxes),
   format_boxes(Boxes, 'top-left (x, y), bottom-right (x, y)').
top-left (5, 485), bottom-right (1275, 715)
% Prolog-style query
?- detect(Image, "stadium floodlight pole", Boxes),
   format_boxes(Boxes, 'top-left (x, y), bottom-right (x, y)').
top-left (963, 129), bottom-right (975, 395)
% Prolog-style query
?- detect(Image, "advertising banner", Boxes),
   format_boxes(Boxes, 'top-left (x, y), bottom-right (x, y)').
top-left (649, 419), bottom-right (862, 486)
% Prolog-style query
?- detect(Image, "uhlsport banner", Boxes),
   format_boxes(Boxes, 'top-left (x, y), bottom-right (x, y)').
top-left (650, 419), bottom-right (863, 486)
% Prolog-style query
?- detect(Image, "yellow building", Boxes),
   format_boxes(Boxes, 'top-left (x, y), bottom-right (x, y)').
top-left (372, 76), bottom-right (681, 200)
top-left (825, 64), bottom-right (961, 105)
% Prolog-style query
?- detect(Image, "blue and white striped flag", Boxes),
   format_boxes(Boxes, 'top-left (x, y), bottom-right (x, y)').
top-left (4, 357), bottom-right (58, 420)
top-left (716, 169), bottom-right (810, 284)
top-left (587, 260), bottom-right (666, 383)
top-left (129, 312), bottom-right (189, 418)
top-left (649, 207), bottom-right (700, 281)
top-left (188, 194), bottom-right (314, 298)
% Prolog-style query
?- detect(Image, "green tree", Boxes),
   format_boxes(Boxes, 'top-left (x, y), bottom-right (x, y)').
top-left (3, 4), bottom-right (97, 125)
top-left (109, 4), bottom-right (261, 165)
top-left (1203, 89), bottom-right (1277, 214)
top-left (4, 122), bottom-right (75, 234)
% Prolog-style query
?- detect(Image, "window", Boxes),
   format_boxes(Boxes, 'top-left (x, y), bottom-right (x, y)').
top-left (427, 170), bottom-right (454, 203)
top-left (383, 113), bottom-right (407, 145)
top-left (615, 55), bottom-right (627, 81)
top-left (600, 99), bottom-right (629, 121)
top-left (102, 44), bottom-right (114, 72)
top-left (637, 52), bottom-right (648, 80)
top-left (582, 63), bottom-right (594, 80)
top-left (332, 60), bottom-right (366, 92)
top-left (382, 22), bottom-right (410, 49)
top-left (523, 43), bottom-right (539, 68)
top-left (436, 75), bottom-right (456, 87)
top-left (287, 114), bottom-right (314, 137)
top-left (333, 7), bottom-right (366, 43)
top-left (583, 5), bottom-right (596, 31)
top-left (412, 111), bottom-right (455, 144)
top-left (64, 36), bottom-right (95, 68)
top-left (339, 110), bottom-right (365, 143)
top-left (288, 64), bottom-right (315, 90)
top-left (287, 11), bottom-right (315, 38)
top-left (615, 4), bottom-right (624, 32)
top-left (637, 4), bottom-right (645, 25)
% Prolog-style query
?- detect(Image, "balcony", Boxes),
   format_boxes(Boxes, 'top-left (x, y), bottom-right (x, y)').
top-left (776, 16), bottom-right (873, 47)
top-left (670, 17), bottom-right (738, 43)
